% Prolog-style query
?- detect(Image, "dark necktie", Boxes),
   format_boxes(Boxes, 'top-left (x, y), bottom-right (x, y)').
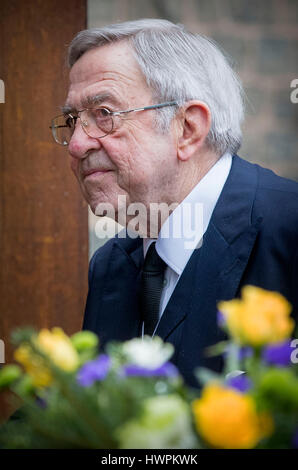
top-left (140, 242), bottom-right (167, 336)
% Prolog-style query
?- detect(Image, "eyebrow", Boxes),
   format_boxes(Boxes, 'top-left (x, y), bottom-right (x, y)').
top-left (61, 92), bottom-right (122, 115)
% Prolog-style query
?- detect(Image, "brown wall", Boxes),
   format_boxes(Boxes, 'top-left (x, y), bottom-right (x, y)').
top-left (0, 0), bottom-right (87, 420)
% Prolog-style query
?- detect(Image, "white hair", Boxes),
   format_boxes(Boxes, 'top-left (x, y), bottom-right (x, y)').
top-left (68, 19), bottom-right (245, 155)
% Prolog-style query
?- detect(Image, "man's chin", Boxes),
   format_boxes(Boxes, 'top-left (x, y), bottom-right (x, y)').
top-left (86, 192), bottom-right (131, 225)
top-left (92, 197), bottom-right (119, 219)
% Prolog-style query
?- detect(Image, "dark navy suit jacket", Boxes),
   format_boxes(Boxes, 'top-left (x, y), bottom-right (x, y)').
top-left (83, 155), bottom-right (298, 388)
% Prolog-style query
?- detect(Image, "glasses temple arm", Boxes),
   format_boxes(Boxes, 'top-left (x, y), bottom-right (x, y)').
top-left (114, 101), bottom-right (178, 116)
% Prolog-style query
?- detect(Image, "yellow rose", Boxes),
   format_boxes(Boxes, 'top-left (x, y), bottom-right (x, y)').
top-left (192, 383), bottom-right (273, 449)
top-left (14, 327), bottom-right (79, 388)
top-left (37, 328), bottom-right (79, 371)
top-left (218, 286), bottom-right (294, 346)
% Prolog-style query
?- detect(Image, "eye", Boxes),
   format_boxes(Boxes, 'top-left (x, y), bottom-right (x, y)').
top-left (87, 107), bottom-right (114, 134)
top-left (91, 108), bottom-right (112, 128)
top-left (93, 107), bottom-right (111, 118)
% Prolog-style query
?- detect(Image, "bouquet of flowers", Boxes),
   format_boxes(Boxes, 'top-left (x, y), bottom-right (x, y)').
top-left (0, 286), bottom-right (297, 449)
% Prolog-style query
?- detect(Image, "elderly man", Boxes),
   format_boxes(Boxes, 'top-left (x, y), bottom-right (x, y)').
top-left (51, 19), bottom-right (298, 388)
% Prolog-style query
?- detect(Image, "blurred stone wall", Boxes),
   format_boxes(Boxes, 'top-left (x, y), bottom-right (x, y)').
top-left (87, 0), bottom-right (298, 256)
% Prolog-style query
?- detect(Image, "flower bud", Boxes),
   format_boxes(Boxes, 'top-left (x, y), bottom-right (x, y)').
top-left (71, 331), bottom-right (99, 352)
top-left (0, 365), bottom-right (22, 388)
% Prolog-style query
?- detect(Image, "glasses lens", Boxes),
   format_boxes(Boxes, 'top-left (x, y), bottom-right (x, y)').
top-left (51, 115), bottom-right (74, 146)
top-left (83, 108), bottom-right (113, 138)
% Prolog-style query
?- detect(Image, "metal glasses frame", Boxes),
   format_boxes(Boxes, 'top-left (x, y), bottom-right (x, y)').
top-left (50, 100), bottom-right (178, 146)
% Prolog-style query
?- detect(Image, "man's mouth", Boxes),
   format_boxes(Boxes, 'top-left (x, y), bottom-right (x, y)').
top-left (82, 169), bottom-right (111, 179)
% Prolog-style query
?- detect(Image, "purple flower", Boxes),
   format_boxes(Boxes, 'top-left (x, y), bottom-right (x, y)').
top-left (120, 361), bottom-right (179, 378)
top-left (77, 354), bottom-right (111, 387)
top-left (225, 373), bottom-right (252, 393)
top-left (35, 396), bottom-right (47, 408)
top-left (262, 340), bottom-right (293, 367)
top-left (292, 429), bottom-right (298, 449)
top-left (238, 346), bottom-right (253, 360)
top-left (217, 310), bottom-right (226, 328)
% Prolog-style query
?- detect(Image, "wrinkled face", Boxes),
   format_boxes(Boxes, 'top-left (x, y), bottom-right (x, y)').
top-left (65, 41), bottom-right (180, 221)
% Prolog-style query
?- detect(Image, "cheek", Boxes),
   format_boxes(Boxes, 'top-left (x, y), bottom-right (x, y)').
top-left (116, 149), bottom-right (149, 189)
top-left (105, 140), bottom-right (134, 181)
top-left (123, 139), bottom-right (167, 188)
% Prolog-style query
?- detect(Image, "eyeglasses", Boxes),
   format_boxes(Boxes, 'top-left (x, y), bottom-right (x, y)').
top-left (50, 101), bottom-right (178, 146)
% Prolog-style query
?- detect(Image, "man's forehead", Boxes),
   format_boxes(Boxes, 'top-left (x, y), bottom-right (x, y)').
top-left (69, 41), bottom-right (140, 82)
top-left (65, 42), bottom-right (148, 111)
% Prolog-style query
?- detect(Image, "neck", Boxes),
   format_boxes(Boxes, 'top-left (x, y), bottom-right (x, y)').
top-left (131, 150), bottom-right (220, 238)
top-left (176, 148), bottom-right (219, 205)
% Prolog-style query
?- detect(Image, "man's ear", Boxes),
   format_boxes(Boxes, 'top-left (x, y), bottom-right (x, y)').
top-left (177, 101), bottom-right (211, 161)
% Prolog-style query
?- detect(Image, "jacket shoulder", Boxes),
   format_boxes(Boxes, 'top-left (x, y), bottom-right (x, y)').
top-left (88, 228), bottom-right (142, 283)
top-left (231, 156), bottom-right (298, 240)
top-left (88, 237), bottom-right (115, 284)
top-left (256, 164), bottom-right (298, 196)
top-left (235, 155), bottom-right (298, 212)
top-left (235, 155), bottom-right (298, 194)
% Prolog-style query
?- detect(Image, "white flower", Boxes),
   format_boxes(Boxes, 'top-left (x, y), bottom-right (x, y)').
top-left (122, 336), bottom-right (174, 369)
top-left (116, 394), bottom-right (198, 449)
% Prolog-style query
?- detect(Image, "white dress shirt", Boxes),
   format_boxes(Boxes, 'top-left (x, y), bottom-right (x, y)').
top-left (142, 152), bottom-right (232, 337)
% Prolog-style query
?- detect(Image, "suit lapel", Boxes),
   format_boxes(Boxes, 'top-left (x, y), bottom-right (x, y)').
top-left (189, 219), bottom-right (261, 345)
top-left (212, 155), bottom-right (263, 300)
top-left (155, 156), bottom-right (263, 342)
top-left (96, 237), bottom-right (143, 346)
top-left (155, 248), bottom-right (200, 340)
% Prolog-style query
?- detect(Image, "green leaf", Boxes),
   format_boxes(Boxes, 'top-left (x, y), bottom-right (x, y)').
top-left (204, 340), bottom-right (230, 357)
top-left (194, 367), bottom-right (222, 388)
top-left (0, 365), bottom-right (22, 389)
top-left (71, 331), bottom-right (99, 352)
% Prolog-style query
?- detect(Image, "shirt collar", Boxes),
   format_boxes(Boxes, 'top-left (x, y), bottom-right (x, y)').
top-left (143, 152), bottom-right (232, 275)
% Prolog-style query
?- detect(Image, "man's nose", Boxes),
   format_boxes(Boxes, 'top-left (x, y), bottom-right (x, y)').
top-left (68, 121), bottom-right (102, 158)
